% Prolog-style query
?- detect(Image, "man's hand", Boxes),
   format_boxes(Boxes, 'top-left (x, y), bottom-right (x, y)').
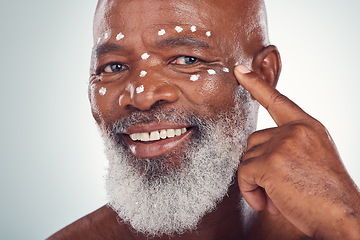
top-left (234, 65), bottom-right (360, 240)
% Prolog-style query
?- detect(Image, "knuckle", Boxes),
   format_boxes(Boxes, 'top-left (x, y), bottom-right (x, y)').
top-left (266, 151), bottom-right (285, 169)
top-left (312, 119), bottom-right (327, 134)
top-left (288, 123), bottom-right (309, 138)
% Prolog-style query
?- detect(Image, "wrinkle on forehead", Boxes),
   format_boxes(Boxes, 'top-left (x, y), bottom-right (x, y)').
top-left (94, 0), bottom-right (210, 33)
top-left (93, 0), bottom-right (268, 63)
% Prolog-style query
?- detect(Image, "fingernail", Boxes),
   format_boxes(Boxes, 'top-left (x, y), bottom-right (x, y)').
top-left (235, 65), bottom-right (251, 74)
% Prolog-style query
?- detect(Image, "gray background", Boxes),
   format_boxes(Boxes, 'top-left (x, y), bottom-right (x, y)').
top-left (1, 1), bottom-right (359, 239)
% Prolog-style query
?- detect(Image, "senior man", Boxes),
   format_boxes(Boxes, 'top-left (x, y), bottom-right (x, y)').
top-left (49, 0), bottom-right (360, 239)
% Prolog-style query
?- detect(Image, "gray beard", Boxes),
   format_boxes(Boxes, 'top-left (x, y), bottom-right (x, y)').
top-left (103, 87), bottom-right (258, 237)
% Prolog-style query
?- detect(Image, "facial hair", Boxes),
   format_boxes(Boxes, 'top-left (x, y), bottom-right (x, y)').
top-left (102, 86), bottom-right (258, 237)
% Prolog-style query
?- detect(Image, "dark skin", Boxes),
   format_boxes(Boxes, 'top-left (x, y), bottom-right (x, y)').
top-left (48, 0), bottom-right (360, 239)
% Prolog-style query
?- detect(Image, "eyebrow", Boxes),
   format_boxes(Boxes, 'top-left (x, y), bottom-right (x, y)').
top-left (156, 35), bottom-right (211, 49)
top-left (92, 43), bottom-right (125, 59)
top-left (92, 35), bottom-right (212, 59)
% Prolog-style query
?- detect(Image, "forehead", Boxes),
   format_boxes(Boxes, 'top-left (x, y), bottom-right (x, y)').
top-left (94, 0), bottom-right (234, 39)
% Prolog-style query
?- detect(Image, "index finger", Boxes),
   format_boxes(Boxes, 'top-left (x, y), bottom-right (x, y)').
top-left (234, 65), bottom-right (309, 126)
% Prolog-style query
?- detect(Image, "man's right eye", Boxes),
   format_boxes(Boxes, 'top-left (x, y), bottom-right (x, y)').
top-left (102, 63), bottom-right (126, 73)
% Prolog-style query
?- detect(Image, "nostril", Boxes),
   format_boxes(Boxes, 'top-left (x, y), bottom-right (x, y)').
top-left (120, 82), bottom-right (179, 111)
top-left (150, 100), bottom-right (166, 109)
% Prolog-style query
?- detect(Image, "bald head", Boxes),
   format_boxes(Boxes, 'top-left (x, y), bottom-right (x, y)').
top-left (93, 0), bottom-right (269, 66)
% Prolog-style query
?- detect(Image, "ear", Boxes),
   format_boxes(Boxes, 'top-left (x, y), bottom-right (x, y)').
top-left (251, 45), bottom-right (282, 88)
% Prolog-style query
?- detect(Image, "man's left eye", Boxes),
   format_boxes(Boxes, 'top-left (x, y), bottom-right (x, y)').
top-left (171, 56), bottom-right (199, 65)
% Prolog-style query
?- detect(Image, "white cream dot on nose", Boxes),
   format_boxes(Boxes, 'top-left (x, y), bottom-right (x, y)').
top-left (118, 95), bottom-right (124, 106)
top-left (136, 85), bottom-right (145, 94)
top-left (139, 70), bottom-right (147, 77)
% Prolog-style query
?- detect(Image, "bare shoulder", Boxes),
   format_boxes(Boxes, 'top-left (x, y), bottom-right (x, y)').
top-left (47, 205), bottom-right (134, 240)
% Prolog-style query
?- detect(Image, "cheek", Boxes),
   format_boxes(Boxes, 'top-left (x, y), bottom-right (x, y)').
top-left (181, 72), bottom-right (238, 113)
top-left (88, 83), bottom-right (121, 125)
top-left (89, 84), bottom-right (102, 123)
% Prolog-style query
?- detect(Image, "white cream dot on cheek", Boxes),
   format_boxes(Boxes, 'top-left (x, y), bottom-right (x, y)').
top-left (139, 70), bottom-right (147, 77)
top-left (104, 32), bottom-right (110, 40)
top-left (222, 67), bottom-right (230, 73)
top-left (207, 69), bottom-right (216, 75)
top-left (191, 26), bottom-right (197, 32)
top-left (206, 31), bottom-right (211, 37)
top-left (141, 53), bottom-right (150, 60)
top-left (175, 26), bottom-right (183, 33)
top-left (190, 74), bottom-right (200, 81)
top-left (158, 29), bottom-right (166, 36)
top-left (97, 37), bottom-right (101, 44)
top-left (99, 87), bottom-right (107, 96)
top-left (136, 85), bottom-right (145, 94)
top-left (116, 32), bottom-right (125, 40)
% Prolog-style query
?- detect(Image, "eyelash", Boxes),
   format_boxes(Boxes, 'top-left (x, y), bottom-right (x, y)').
top-left (100, 62), bottom-right (127, 74)
top-left (99, 55), bottom-right (204, 74)
top-left (170, 55), bottom-right (201, 65)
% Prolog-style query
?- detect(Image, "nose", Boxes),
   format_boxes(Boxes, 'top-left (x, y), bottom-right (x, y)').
top-left (119, 74), bottom-right (180, 111)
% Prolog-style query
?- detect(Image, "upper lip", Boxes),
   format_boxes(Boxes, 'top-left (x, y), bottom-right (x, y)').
top-left (123, 122), bottom-right (191, 135)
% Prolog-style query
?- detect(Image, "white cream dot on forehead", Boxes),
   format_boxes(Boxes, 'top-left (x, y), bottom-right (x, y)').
top-left (99, 87), bottom-right (107, 96)
top-left (190, 74), bottom-right (200, 81)
top-left (222, 67), bottom-right (230, 73)
top-left (97, 37), bottom-right (101, 44)
top-left (136, 85), bottom-right (145, 94)
top-left (206, 31), bottom-right (211, 37)
top-left (207, 69), bottom-right (216, 75)
top-left (141, 53), bottom-right (150, 60)
top-left (139, 70), bottom-right (147, 77)
top-left (175, 26), bottom-right (183, 33)
top-left (158, 29), bottom-right (166, 36)
top-left (190, 26), bottom-right (197, 32)
top-left (116, 32), bottom-right (125, 40)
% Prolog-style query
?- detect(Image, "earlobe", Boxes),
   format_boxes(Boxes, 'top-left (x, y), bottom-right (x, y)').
top-left (251, 45), bottom-right (282, 88)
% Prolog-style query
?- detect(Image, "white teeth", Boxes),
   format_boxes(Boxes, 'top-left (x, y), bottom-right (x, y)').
top-left (129, 128), bottom-right (188, 142)
top-left (149, 131), bottom-right (160, 141)
top-left (167, 129), bottom-right (175, 138)
top-left (130, 133), bottom-right (138, 141)
top-left (175, 129), bottom-right (181, 136)
top-left (140, 132), bottom-right (150, 141)
top-left (181, 127), bottom-right (187, 134)
top-left (159, 129), bottom-right (167, 139)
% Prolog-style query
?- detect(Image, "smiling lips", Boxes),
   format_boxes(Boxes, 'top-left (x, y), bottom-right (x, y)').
top-left (124, 126), bottom-right (192, 158)
top-left (129, 128), bottom-right (188, 142)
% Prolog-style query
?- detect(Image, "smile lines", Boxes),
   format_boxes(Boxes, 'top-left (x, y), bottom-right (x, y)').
top-left (129, 128), bottom-right (187, 142)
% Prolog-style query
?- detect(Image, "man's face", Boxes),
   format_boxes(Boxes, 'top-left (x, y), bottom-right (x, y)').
top-left (90, 0), bottom-right (248, 145)
top-left (89, 0), bottom-right (260, 236)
